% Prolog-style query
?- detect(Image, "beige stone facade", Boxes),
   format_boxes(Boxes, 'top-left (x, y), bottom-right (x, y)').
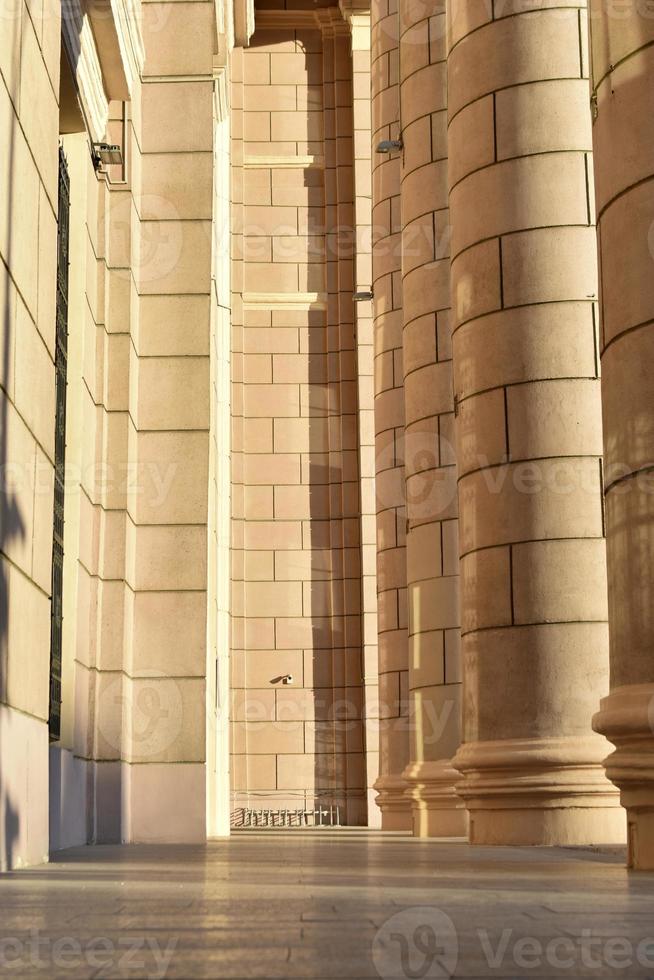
top-left (1, 0), bottom-right (654, 872)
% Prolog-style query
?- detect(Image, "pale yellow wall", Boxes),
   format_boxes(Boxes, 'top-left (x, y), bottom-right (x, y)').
top-left (0, 0), bottom-right (61, 870)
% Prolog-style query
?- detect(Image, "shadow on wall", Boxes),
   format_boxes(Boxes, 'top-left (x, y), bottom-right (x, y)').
top-left (229, 25), bottom-right (367, 826)
top-left (1, 50), bottom-right (27, 870)
top-left (306, 157), bottom-right (366, 823)
top-left (307, 33), bottom-right (367, 825)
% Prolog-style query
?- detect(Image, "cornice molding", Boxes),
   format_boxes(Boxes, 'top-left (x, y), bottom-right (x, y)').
top-left (233, 0), bottom-right (255, 46)
top-left (338, 0), bottom-right (370, 20)
top-left (110, 0), bottom-right (145, 93)
top-left (243, 154), bottom-right (324, 170)
top-left (253, 6), bottom-right (350, 35)
top-left (214, 66), bottom-right (230, 123)
top-left (85, 0), bottom-right (144, 100)
top-left (62, 0), bottom-right (145, 140)
top-left (62, 0), bottom-right (109, 141)
top-left (338, 0), bottom-right (370, 47)
top-left (243, 292), bottom-right (327, 311)
top-left (253, 8), bottom-right (319, 30)
top-left (314, 6), bottom-right (349, 36)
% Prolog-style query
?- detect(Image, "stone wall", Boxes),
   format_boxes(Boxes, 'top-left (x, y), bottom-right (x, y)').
top-left (230, 3), bottom-right (374, 825)
top-left (0, 0), bottom-right (61, 870)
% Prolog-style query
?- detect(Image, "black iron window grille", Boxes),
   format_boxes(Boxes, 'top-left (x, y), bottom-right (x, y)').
top-left (49, 146), bottom-right (70, 741)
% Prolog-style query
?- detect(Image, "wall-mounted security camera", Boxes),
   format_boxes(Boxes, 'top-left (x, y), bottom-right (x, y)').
top-left (376, 139), bottom-right (403, 154)
top-left (353, 291), bottom-right (373, 302)
top-left (271, 674), bottom-right (294, 685)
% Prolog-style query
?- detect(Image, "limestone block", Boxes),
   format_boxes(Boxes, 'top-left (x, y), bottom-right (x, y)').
top-left (458, 456), bottom-right (604, 553)
top-left (130, 590), bottom-right (207, 677)
top-left (244, 521), bottom-right (302, 551)
top-left (140, 80), bottom-right (213, 153)
top-left (496, 79), bottom-right (592, 159)
top-left (451, 238), bottom-right (501, 326)
top-left (5, 560), bottom-right (51, 719)
top-left (512, 538), bottom-right (608, 625)
top-left (127, 763), bottom-right (205, 842)
top-left (18, 14), bottom-right (59, 207)
top-left (131, 432), bottom-right (209, 527)
top-left (501, 226), bottom-right (598, 308)
top-left (128, 524), bottom-right (207, 591)
top-left (142, 2), bottom-right (215, 76)
top-left (507, 379), bottom-right (603, 461)
top-left (454, 302), bottom-right (597, 396)
top-left (231, 720), bottom-right (304, 755)
top-left (455, 387), bottom-right (506, 478)
top-left (598, 180), bottom-right (654, 347)
top-left (460, 546), bottom-right (512, 634)
top-left (448, 9), bottom-right (580, 118)
top-left (450, 154), bottom-right (588, 259)
top-left (138, 152), bottom-right (214, 221)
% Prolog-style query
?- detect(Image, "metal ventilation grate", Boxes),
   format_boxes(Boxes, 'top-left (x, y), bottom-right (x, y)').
top-left (232, 806), bottom-right (341, 828)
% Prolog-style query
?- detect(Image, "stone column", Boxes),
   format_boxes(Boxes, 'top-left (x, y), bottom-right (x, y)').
top-left (447, 0), bottom-right (624, 845)
top-left (342, 0), bottom-right (382, 827)
top-left (399, 0), bottom-right (465, 837)
top-left (371, 0), bottom-right (411, 829)
top-left (588, 2), bottom-right (654, 869)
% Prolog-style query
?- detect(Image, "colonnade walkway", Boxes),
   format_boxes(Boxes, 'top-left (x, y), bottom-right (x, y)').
top-left (1, 830), bottom-right (654, 978)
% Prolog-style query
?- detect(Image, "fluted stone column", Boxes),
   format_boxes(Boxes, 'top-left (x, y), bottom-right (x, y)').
top-left (588, 2), bottom-right (654, 869)
top-left (371, 0), bottom-right (411, 829)
top-left (399, 0), bottom-right (465, 837)
top-left (446, 0), bottom-right (624, 845)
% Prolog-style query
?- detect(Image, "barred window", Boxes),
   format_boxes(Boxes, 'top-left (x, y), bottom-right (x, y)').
top-left (49, 146), bottom-right (70, 742)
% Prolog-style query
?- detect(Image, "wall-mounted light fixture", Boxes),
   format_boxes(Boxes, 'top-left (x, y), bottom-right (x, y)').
top-left (353, 291), bottom-right (373, 302)
top-left (376, 139), bottom-right (403, 154)
top-left (92, 142), bottom-right (123, 170)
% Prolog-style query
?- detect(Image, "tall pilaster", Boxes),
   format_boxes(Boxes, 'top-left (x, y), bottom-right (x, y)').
top-left (125, 0), bottom-right (215, 841)
top-left (341, 0), bottom-right (382, 827)
top-left (371, 0), bottom-right (411, 829)
top-left (588, 1), bottom-right (654, 869)
top-left (447, 0), bottom-right (624, 845)
top-left (399, 0), bottom-right (465, 837)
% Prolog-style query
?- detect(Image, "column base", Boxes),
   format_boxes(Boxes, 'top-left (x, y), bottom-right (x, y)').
top-left (403, 760), bottom-right (468, 838)
top-left (454, 736), bottom-right (626, 847)
top-left (373, 774), bottom-right (413, 831)
top-left (593, 684), bottom-right (654, 869)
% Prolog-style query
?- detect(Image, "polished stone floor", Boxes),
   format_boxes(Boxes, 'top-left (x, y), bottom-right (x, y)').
top-left (1, 829), bottom-right (654, 978)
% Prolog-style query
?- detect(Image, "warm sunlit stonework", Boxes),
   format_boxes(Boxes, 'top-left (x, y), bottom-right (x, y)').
top-left (1, 0), bottom-right (654, 894)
